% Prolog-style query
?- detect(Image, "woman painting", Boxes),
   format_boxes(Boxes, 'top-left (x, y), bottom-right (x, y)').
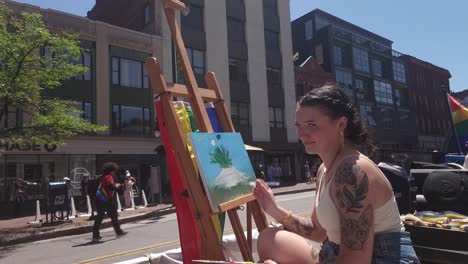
top-left (253, 85), bottom-right (420, 263)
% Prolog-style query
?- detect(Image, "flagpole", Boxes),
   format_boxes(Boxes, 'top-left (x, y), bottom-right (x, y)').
top-left (444, 86), bottom-right (463, 154)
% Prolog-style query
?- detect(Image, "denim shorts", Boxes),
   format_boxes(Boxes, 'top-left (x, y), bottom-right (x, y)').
top-left (319, 232), bottom-right (420, 264)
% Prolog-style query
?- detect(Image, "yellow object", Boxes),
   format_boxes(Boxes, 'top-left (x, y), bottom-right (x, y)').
top-left (173, 101), bottom-right (223, 241)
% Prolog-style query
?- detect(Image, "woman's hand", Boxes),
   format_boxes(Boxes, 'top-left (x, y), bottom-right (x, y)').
top-left (263, 260), bottom-right (278, 264)
top-left (252, 179), bottom-right (278, 216)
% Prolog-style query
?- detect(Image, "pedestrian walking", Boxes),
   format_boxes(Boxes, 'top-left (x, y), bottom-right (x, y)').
top-left (92, 162), bottom-right (127, 242)
top-left (11, 178), bottom-right (29, 218)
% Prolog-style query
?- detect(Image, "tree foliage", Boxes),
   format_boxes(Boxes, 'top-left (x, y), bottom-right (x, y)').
top-left (0, 2), bottom-right (106, 146)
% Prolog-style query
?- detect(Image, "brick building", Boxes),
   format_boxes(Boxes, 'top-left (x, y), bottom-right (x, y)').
top-left (294, 56), bottom-right (334, 100)
top-left (401, 55), bottom-right (452, 152)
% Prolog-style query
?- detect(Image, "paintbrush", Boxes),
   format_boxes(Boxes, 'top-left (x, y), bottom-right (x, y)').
top-left (250, 181), bottom-right (280, 187)
top-left (193, 260), bottom-right (262, 264)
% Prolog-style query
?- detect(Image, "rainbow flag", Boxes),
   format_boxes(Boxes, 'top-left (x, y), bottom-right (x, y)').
top-left (95, 187), bottom-right (109, 203)
top-left (449, 95), bottom-right (468, 149)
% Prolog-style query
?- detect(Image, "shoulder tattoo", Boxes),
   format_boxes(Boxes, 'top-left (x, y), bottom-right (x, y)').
top-left (335, 163), bottom-right (369, 213)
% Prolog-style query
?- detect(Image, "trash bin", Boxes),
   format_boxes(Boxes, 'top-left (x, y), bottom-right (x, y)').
top-left (47, 181), bottom-right (69, 222)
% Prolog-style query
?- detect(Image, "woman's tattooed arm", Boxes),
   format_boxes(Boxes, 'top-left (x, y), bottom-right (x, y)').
top-left (334, 162), bottom-right (374, 252)
top-left (283, 214), bottom-right (316, 238)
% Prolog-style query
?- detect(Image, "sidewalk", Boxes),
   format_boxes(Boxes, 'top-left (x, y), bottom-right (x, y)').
top-left (0, 182), bottom-right (315, 247)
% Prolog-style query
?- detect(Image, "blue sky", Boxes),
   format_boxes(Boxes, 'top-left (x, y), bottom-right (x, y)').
top-left (12, 0), bottom-right (468, 92)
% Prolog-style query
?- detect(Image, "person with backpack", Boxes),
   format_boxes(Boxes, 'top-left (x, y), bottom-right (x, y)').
top-left (92, 162), bottom-right (127, 242)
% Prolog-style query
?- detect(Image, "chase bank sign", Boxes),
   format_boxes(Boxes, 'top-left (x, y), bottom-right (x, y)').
top-left (0, 142), bottom-right (57, 152)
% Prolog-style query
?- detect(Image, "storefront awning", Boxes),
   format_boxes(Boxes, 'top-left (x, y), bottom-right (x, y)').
top-left (244, 144), bottom-right (264, 152)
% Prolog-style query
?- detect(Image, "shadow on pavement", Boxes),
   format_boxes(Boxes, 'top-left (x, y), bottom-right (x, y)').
top-left (0, 244), bottom-right (22, 259)
top-left (72, 238), bottom-right (116, 247)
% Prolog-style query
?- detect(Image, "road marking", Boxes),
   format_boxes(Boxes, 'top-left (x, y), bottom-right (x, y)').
top-left (75, 240), bottom-right (180, 264)
top-left (76, 210), bottom-right (311, 264)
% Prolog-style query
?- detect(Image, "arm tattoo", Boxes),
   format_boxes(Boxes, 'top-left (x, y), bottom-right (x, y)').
top-left (341, 205), bottom-right (373, 251)
top-left (283, 215), bottom-right (316, 238)
top-left (334, 163), bottom-right (373, 251)
top-left (335, 164), bottom-right (369, 213)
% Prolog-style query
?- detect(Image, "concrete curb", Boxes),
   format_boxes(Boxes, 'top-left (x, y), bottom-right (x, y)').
top-left (0, 186), bottom-right (314, 247)
top-left (273, 186), bottom-right (315, 196)
top-left (0, 207), bottom-right (177, 247)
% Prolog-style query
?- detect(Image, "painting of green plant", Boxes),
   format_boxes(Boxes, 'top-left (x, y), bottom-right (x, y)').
top-left (190, 132), bottom-right (256, 212)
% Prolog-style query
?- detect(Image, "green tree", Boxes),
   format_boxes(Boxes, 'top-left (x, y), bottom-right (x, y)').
top-left (0, 2), bottom-right (105, 147)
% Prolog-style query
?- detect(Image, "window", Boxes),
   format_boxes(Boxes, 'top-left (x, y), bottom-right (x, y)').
top-left (355, 79), bottom-right (365, 100)
top-left (229, 58), bottom-right (238, 81)
top-left (181, 4), bottom-right (204, 31)
top-left (75, 51), bottom-right (92, 80)
top-left (305, 19), bottom-right (313, 40)
top-left (393, 61), bottom-right (406, 83)
top-left (352, 47), bottom-right (369, 72)
top-left (374, 80), bottom-right (393, 104)
top-left (355, 79), bottom-right (364, 90)
top-left (315, 16), bottom-right (330, 31)
top-left (372, 59), bottom-right (382, 77)
top-left (111, 57), bottom-right (149, 88)
top-left (360, 104), bottom-right (376, 126)
top-left (227, 18), bottom-right (245, 43)
top-left (267, 67), bottom-right (282, 90)
top-left (229, 58), bottom-right (246, 81)
top-left (186, 48), bottom-right (205, 75)
top-left (383, 118), bottom-right (393, 130)
top-left (231, 102), bottom-right (250, 126)
top-left (0, 104), bottom-right (20, 129)
top-left (264, 30), bottom-right (280, 50)
top-left (70, 101), bottom-right (93, 123)
top-left (334, 46), bottom-right (343, 65)
top-left (227, 0), bottom-right (244, 10)
top-left (399, 115), bottom-right (409, 130)
top-left (395, 89), bottom-right (401, 107)
top-left (112, 105), bottom-right (151, 135)
top-left (144, 5), bottom-right (150, 25)
top-left (263, 0), bottom-right (278, 17)
top-left (269, 107), bottom-right (284, 128)
top-left (335, 69), bottom-right (352, 87)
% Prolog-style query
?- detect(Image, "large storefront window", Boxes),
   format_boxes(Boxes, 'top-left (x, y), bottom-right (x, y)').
top-left (2, 155), bottom-right (67, 202)
top-left (69, 155), bottom-right (96, 197)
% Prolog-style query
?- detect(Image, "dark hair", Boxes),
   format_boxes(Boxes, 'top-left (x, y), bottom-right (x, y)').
top-left (102, 162), bottom-right (119, 175)
top-left (298, 84), bottom-right (369, 146)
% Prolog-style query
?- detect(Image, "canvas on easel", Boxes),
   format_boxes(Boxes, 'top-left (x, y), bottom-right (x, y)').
top-left (190, 132), bottom-right (257, 212)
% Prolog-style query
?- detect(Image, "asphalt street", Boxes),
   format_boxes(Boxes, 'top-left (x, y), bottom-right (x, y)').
top-left (0, 190), bottom-right (316, 264)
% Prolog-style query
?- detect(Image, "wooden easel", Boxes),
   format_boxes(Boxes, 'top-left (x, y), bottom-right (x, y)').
top-left (145, 0), bottom-right (268, 261)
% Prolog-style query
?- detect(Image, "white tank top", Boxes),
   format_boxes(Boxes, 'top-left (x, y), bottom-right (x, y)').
top-left (315, 155), bottom-right (403, 244)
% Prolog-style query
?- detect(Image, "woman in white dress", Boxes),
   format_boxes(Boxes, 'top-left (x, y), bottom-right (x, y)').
top-left (124, 172), bottom-right (136, 208)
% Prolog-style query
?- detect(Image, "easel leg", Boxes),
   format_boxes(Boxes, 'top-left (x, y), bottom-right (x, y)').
top-left (247, 204), bottom-right (252, 252)
top-left (227, 209), bottom-right (254, 262)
